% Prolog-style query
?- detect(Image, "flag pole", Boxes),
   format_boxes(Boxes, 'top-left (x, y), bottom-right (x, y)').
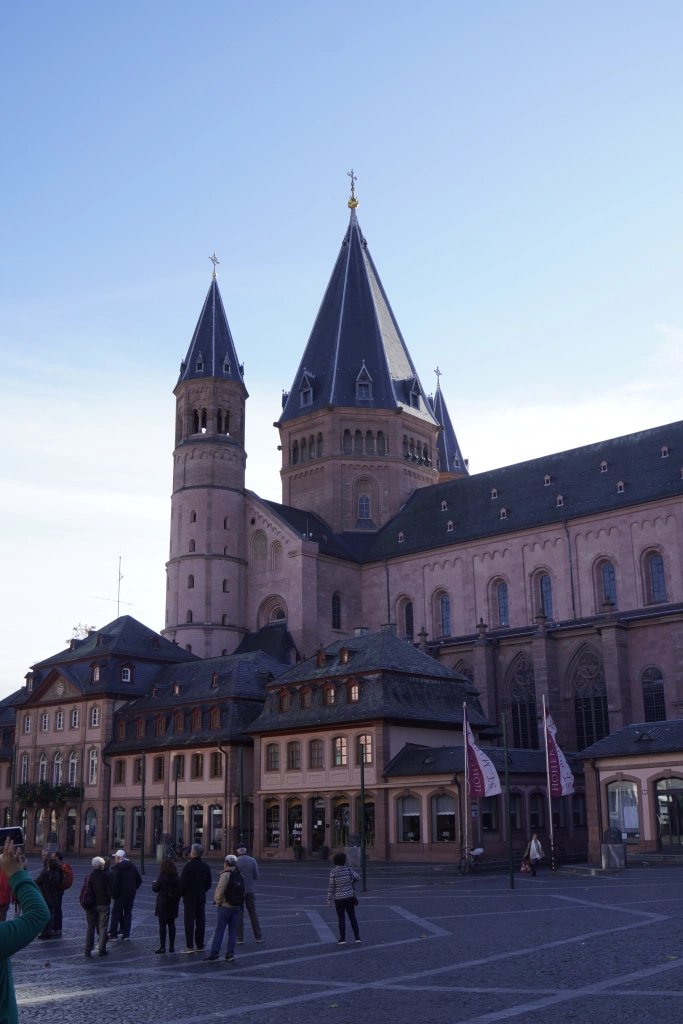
top-left (502, 711), bottom-right (514, 890)
top-left (542, 695), bottom-right (555, 873)
top-left (463, 703), bottom-right (469, 862)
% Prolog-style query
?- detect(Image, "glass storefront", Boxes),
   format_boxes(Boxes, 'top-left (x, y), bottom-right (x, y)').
top-left (84, 808), bottom-right (97, 848)
top-left (399, 796), bottom-right (420, 842)
top-left (432, 794), bottom-right (456, 842)
top-left (656, 779), bottom-right (683, 848)
top-left (355, 798), bottom-right (375, 848)
top-left (113, 807), bottom-right (126, 849)
top-left (332, 801), bottom-right (349, 848)
top-left (209, 805), bottom-right (223, 850)
top-left (265, 802), bottom-right (280, 847)
top-left (607, 780), bottom-right (640, 841)
top-left (287, 801), bottom-right (302, 847)
top-left (311, 798), bottom-right (326, 851)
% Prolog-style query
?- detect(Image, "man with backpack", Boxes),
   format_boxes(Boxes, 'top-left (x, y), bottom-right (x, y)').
top-left (81, 856), bottom-right (112, 957)
top-left (53, 852), bottom-right (73, 936)
top-left (202, 855), bottom-right (244, 963)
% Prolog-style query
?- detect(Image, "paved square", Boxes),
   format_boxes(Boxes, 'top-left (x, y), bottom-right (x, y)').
top-left (11, 859), bottom-right (683, 1024)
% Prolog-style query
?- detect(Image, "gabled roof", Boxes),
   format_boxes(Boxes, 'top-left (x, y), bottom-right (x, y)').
top-left (233, 622), bottom-right (299, 664)
top-left (31, 616), bottom-right (197, 670)
top-left (279, 209), bottom-right (437, 426)
top-left (177, 277), bottom-right (245, 389)
top-left (579, 720), bottom-right (683, 759)
top-left (429, 384), bottom-right (468, 476)
top-left (384, 742), bottom-right (584, 777)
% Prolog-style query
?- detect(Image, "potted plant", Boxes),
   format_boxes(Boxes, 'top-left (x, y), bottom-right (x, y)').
top-left (318, 844), bottom-right (329, 861)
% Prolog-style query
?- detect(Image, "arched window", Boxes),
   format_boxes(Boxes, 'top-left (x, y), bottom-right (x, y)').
top-left (332, 593), bottom-right (341, 630)
top-left (38, 753), bottom-right (48, 782)
top-left (136, 718), bottom-right (145, 738)
top-left (35, 807), bottom-right (46, 846)
top-left (497, 581), bottom-right (509, 627)
top-left (642, 667), bottom-right (666, 722)
top-left (201, 409), bottom-right (207, 430)
top-left (357, 734), bottom-right (372, 764)
top-left (68, 752), bottom-right (78, 785)
top-left (192, 709), bottom-right (202, 730)
top-left (440, 594), bottom-right (451, 636)
top-left (190, 511), bottom-right (196, 523)
top-left (402, 435), bottom-right (409, 457)
top-left (187, 575), bottom-right (194, 589)
top-left (53, 752), bottom-right (63, 784)
top-left (192, 410), bottom-right (200, 434)
top-left (377, 431), bottom-right (386, 455)
top-left (398, 795), bottom-right (420, 842)
top-left (271, 542), bottom-right (282, 571)
top-left (210, 708), bottom-right (220, 729)
top-left (358, 495), bottom-right (370, 520)
top-left (217, 411), bottom-right (223, 433)
top-left (91, 706), bottom-right (100, 727)
top-left (572, 647), bottom-right (609, 749)
top-left (156, 716), bottom-right (166, 736)
top-left (365, 431), bottom-right (374, 455)
top-left (185, 644), bottom-right (192, 652)
top-left (189, 539), bottom-right (195, 552)
top-left (539, 574), bottom-right (553, 619)
top-left (88, 748), bottom-right (98, 785)
top-left (301, 438), bottom-right (307, 461)
top-left (117, 720), bottom-right (125, 739)
top-left (507, 655), bottom-right (538, 749)
top-left (349, 683), bottom-right (359, 702)
top-left (186, 610), bottom-right (193, 623)
top-left (175, 712), bottom-right (184, 733)
top-left (279, 691), bottom-right (290, 713)
top-left (649, 553), bottom-right (667, 603)
top-left (602, 562), bottom-right (617, 607)
top-left (432, 793), bottom-right (456, 842)
top-left (292, 441), bottom-right (299, 465)
top-left (354, 430), bottom-right (363, 455)
top-left (252, 532), bottom-right (267, 572)
top-left (316, 433), bottom-right (324, 457)
top-left (342, 429), bottom-right (352, 454)
top-left (300, 688), bottom-right (312, 709)
top-left (403, 600), bottom-right (414, 640)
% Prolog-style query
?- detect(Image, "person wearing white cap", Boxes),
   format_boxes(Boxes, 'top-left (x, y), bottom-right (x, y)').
top-left (109, 850), bottom-right (141, 941)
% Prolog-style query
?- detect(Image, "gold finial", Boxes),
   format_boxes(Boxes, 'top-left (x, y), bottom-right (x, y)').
top-left (209, 252), bottom-right (220, 277)
top-left (347, 168), bottom-right (359, 209)
top-left (434, 366), bottom-right (442, 387)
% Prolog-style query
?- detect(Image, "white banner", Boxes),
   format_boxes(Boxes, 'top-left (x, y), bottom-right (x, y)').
top-left (464, 704), bottom-right (501, 797)
top-left (545, 712), bottom-right (575, 796)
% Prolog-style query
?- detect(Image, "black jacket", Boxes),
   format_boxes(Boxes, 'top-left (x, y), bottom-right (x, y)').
top-left (36, 866), bottom-right (63, 909)
top-left (152, 872), bottom-right (181, 919)
top-left (179, 857), bottom-right (212, 904)
top-left (111, 859), bottom-right (142, 900)
top-left (89, 868), bottom-right (112, 908)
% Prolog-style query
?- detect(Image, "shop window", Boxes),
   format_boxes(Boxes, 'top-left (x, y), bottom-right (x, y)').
top-left (287, 801), bottom-right (302, 848)
top-left (399, 795), bottom-right (420, 842)
top-left (432, 793), bottom-right (456, 843)
top-left (607, 780), bottom-right (640, 841)
top-left (265, 801), bottom-right (280, 847)
top-left (529, 793), bottom-right (545, 830)
top-left (481, 796), bottom-right (499, 831)
top-left (572, 792), bottom-right (586, 829)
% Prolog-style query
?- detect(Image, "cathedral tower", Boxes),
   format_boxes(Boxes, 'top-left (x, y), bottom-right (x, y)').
top-left (162, 269), bottom-right (249, 657)
top-left (276, 184), bottom-right (443, 532)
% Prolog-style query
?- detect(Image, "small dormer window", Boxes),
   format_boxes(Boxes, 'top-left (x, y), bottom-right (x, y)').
top-left (500, 508), bottom-right (507, 520)
top-left (601, 461), bottom-right (608, 472)
top-left (279, 691), bottom-right (290, 713)
top-left (121, 667), bottom-right (131, 682)
top-left (93, 666), bottom-right (100, 682)
top-left (662, 446), bottom-right (669, 458)
top-left (211, 672), bottom-right (219, 688)
top-left (454, 456), bottom-right (460, 468)
top-left (316, 651), bottom-right (325, 668)
top-left (223, 357), bottom-right (230, 373)
top-left (323, 687), bottom-right (335, 706)
top-left (410, 391), bottom-right (419, 409)
top-left (117, 720), bottom-right (125, 740)
top-left (355, 361), bottom-right (373, 401)
top-left (447, 520), bottom-right (453, 532)
top-left (441, 500), bottom-right (447, 511)
top-left (151, 636), bottom-right (160, 649)
top-left (491, 488), bottom-right (497, 499)
top-left (339, 648), bottom-right (349, 665)
top-left (301, 388), bottom-right (312, 407)
top-left (299, 370), bottom-right (315, 408)
top-left (196, 358), bottom-right (204, 372)
top-left (556, 495), bottom-right (564, 507)
top-left (398, 532), bottom-right (405, 543)
top-left (173, 682), bottom-right (179, 696)
top-left (544, 475), bottom-right (551, 486)
top-left (617, 480), bottom-right (625, 493)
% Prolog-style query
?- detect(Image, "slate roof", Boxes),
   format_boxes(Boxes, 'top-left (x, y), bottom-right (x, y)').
top-left (384, 742), bottom-right (584, 778)
top-left (428, 384), bottom-right (468, 476)
top-left (579, 720), bottom-right (683, 760)
top-left (233, 621), bottom-right (299, 665)
top-left (177, 277), bottom-right (245, 389)
top-left (259, 498), bottom-right (376, 562)
top-left (279, 209), bottom-right (437, 426)
top-left (31, 616), bottom-right (197, 670)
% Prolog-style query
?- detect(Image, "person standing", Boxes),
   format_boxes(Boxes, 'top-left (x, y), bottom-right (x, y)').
top-left (326, 853), bottom-right (360, 945)
top-left (152, 859), bottom-right (181, 954)
top-left (84, 856), bottom-right (112, 957)
top-left (525, 833), bottom-right (544, 877)
top-left (109, 850), bottom-right (142, 941)
top-left (35, 855), bottom-right (63, 939)
top-left (53, 852), bottom-right (73, 936)
top-left (202, 855), bottom-right (244, 963)
top-left (235, 844), bottom-right (263, 945)
top-left (179, 844), bottom-right (212, 953)
top-left (0, 837), bottom-right (50, 1024)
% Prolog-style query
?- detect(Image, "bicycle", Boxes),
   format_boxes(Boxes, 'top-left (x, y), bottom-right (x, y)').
top-left (458, 846), bottom-right (483, 875)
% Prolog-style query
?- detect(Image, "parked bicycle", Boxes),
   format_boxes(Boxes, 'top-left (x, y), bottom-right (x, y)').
top-left (551, 841), bottom-right (566, 867)
top-left (458, 846), bottom-right (483, 875)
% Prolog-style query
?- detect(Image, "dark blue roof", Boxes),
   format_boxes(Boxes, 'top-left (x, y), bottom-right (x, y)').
top-left (429, 385), bottom-right (468, 476)
top-left (177, 277), bottom-right (245, 388)
top-left (280, 210), bottom-right (437, 426)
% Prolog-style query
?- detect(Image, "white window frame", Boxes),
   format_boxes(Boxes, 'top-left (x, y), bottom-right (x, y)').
top-left (91, 706), bottom-right (100, 727)
top-left (71, 708), bottom-right (80, 729)
top-left (20, 753), bottom-right (29, 783)
top-left (41, 712), bottom-right (49, 732)
top-left (38, 754), bottom-right (48, 782)
top-left (121, 667), bottom-right (131, 682)
top-left (55, 711), bottom-right (64, 731)
top-left (23, 716), bottom-right (31, 734)
top-left (88, 748), bottom-right (98, 785)
top-left (68, 753), bottom-right (78, 786)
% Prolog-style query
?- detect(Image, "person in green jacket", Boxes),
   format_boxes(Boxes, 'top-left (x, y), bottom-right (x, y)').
top-left (0, 837), bottom-right (50, 1024)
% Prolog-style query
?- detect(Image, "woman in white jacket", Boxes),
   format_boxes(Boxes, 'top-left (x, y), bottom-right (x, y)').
top-left (525, 834), bottom-right (544, 876)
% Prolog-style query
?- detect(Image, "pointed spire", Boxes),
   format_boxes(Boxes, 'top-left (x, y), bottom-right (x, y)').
top-left (178, 274), bottom-right (244, 387)
top-left (428, 378), bottom-right (468, 477)
top-left (280, 205), bottom-right (437, 426)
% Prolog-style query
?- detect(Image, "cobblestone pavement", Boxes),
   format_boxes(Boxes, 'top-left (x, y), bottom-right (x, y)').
top-left (10, 858), bottom-right (683, 1024)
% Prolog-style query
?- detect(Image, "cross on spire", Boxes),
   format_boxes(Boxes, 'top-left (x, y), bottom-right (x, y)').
top-left (347, 168), bottom-right (359, 209)
top-left (209, 252), bottom-right (220, 276)
top-left (434, 366), bottom-right (442, 387)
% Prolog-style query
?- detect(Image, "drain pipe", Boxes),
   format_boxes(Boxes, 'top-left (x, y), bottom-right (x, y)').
top-left (383, 559), bottom-right (391, 622)
top-left (564, 520), bottom-right (577, 619)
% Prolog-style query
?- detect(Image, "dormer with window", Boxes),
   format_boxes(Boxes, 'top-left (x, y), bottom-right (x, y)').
top-left (339, 647), bottom-right (349, 665)
top-left (172, 682), bottom-right (180, 696)
top-left (135, 718), bottom-right (145, 739)
top-left (544, 475), bottom-right (551, 486)
top-left (222, 354), bottom-right (231, 374)
top-left (600, 461), bottom-right (608, 473)
top-left (407, 377), bottom-right (421, 409)
top-left (348, 682), bottom-right (359, 702)
top-left (211, 672), bottom-right (219, 688)
top-left (447, 520), bottom-right (453, 531)
top-left (556, 495), bottom-right (564, 507)
top-left (279, 690), bottom-right (290, 713)
top-left (441, 500), bottom-right (448, 511)
top-left (500, 508), bottom-right (507, 520)
top-left (299, 370), bottom-right (315, 408)
top-left (174, 711), bottom-right (183, 732)
top-left (316, 650), bottom-right (326, 669)
top-left (92, 665), bottom-right (100, 684)
top-left (191, 708), bottom-right (202, 731)
top-left (662, 445), bottom-right (669, 458)
top-left (121, 665), bottom-right (132, 683)
top-left (617, 480), bottom-right (625, 493)
top-left (156, 715), bottom-right (165, 736)
top-left (117, 720), bottom-right (126, 740)
top-left (195, 352), bottom-right (204, 372)
top-left (398, 532), bottom-right (405, 543)
top-left (25, 674), bottom-right (33, 694)
top-left (355, 361), bottom-right (373, 402)
top-left (491, 488), bottom-right (498, 499)
top-left (210, 707), bottom-right (220, 729)
top-left (323, 686), bottom-right (335, 707)
top-left (300, 688), bottom-right (312, 709)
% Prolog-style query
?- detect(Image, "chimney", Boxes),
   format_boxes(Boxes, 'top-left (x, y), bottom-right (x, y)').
top-left (380, 623), bottom-right (397, 635)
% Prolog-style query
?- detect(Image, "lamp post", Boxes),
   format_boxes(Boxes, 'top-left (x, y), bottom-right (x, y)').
top-left (238, 746), bottom-right (244, 845)
top-left (502, 712), bottom-right (514, 890)
top-left (359, 741), bottom-right (367, 892)
top-left (140, 751), bottom-right (146, 875)
top-left (173, 755), bottom-right (179, 847)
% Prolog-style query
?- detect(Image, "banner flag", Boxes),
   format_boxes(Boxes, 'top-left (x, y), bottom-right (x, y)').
top-left (545, 712), bottom-right (575, 796)
top-left (463, 704), bottom-right (501, 797)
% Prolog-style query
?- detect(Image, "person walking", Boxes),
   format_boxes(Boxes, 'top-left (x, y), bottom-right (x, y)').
top-left (109, 850), bottom-right (142, 941)
top-left (152, 859), bottom-right (181, 954)
top-left (53, 852), bottom-right (73, 936)
top-left (35, 855), bottom-right (63, 939)
top-left (0, 837), bottom-right (50, 1024)
top-left (327, 852), bottom-right (360, 945)
top-left (235, 844), bottom-right (263, 945)
top-left (202, 855), bottom-right (245, 963)
top-left (179, 844), bottom-right (212, 953)
top-left (525, 833), bottom-right (544, 877)
top-left (84, 856), bottom-right (112, 957)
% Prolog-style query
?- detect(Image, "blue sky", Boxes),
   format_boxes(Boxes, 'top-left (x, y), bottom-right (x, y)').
top-left (2, 2), bottom-right (683, 694)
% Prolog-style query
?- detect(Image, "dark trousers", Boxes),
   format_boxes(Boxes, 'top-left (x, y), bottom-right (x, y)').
top-left (110, 896), bottom-right (134, 938)
top-left (210, 905), bottom-right (239, 956)
top-left (159, 918), bottom-right (177, 950)
top-left (334, 897), bottom-right (359, 941)
top-left (54, 889), bottom-right (64, 932)
top-left (86, 906), bottom-right (110, 953)
top-left (237, 893), bottom-right (262, 941)
top-left (183, 901), bottom-right (206, 949)
top-left (531, 857), bottom-right (540, 877)
top-left (40, 907), bottom-right (56, 938)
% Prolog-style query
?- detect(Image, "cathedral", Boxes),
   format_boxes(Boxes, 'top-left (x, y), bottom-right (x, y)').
top-left (3, 182), bottom-right (682, 862)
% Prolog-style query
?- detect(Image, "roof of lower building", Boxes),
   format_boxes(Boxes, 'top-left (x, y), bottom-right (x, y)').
top-left (279, 208), bottom-right (437, 427)
top-left (384, 742), bottom-right (584, 777)
top-left (31, 616), bottom-right (197, 670)
top-left (579, 720), bottom-right (683, 759)
top-left (233, 622), bottom-right (299, 664)
top-left (177, 276), bottom-right (245, 389)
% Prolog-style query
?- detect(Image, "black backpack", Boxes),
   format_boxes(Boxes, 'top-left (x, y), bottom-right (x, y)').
top-left (166, 876), bottom-right (181, 904)
top-left (79, 873), bottom-right (95, 911)
top-left (225, 869), bottom-right (245, 906)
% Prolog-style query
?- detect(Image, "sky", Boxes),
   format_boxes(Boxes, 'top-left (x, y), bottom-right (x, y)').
top-left (2, 1), bottom-right (683, 696)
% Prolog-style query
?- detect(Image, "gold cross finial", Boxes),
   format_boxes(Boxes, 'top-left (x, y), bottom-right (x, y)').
top-left (434, 366), bottom-right (442, 387)
top-left (209, 252), bottom-right (220, 277)
top-left (347, 169), bottom-right (359, 209)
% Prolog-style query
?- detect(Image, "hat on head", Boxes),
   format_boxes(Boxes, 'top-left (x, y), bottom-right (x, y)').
top-left (236, 844), bottom-right (247, 852)
top-left (114, 849), bottom-right (126, 858)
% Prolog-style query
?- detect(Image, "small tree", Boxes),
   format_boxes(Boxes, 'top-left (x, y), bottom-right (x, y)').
top-left (72, 623), bottom-right (96, 639)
